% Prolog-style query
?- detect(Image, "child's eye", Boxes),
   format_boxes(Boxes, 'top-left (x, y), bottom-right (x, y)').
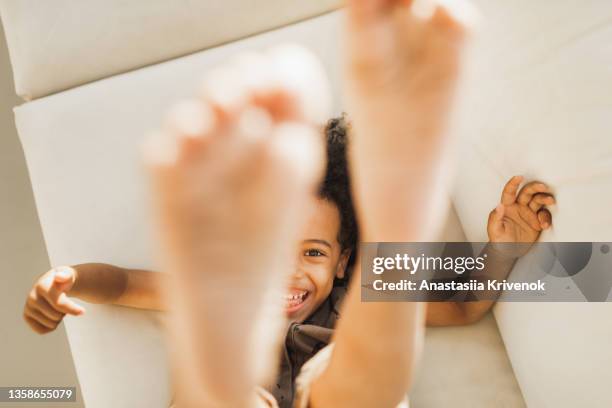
top-left (304, 249), bottom-right (325, 257)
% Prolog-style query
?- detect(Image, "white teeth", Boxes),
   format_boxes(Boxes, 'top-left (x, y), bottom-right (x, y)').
top-left (284, 291), bottom-right (308, 302)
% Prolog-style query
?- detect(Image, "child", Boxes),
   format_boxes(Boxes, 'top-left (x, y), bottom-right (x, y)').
top-left (24, 116), bottom-right (360, 406)
top-left (23, 120), bottom-right (554, 405)
top-left (23, 0), bottom-right (555, 406)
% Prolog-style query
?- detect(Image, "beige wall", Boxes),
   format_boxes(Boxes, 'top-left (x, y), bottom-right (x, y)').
top-left (0, 22), bottom-right (84, 408)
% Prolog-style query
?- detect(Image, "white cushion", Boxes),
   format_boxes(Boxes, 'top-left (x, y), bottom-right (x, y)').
top-left (12, 0), bottom-right (612, 406)
top-left (0, 0), bottom-right (339, 100)
top-left (453, 0), bottom-right (612, 407)
top-left (13, 8), bottom-right (522, 406)
top-left (411, 208), bottom-right (526, 407)
top-left (14, 12), bottom-right (342, 408)
top-left (412, 313), bottom-right (526, 408)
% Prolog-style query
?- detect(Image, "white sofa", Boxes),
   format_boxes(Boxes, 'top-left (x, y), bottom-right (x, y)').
top-left (2, 1), bottom-right (611, 407)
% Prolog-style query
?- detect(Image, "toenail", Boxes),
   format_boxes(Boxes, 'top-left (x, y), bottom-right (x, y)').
top-left (200, 67), bottom-right (247, 112)
top-left (167, 99), bottom-right (214, 138)
top-left (238, 107), bottom-right (273, 141)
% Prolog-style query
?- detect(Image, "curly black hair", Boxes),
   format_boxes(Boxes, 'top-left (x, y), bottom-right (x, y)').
top-left (319, 115), bottom-right (358, 276)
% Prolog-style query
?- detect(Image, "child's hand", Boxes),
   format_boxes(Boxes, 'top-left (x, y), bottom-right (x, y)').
top-left (487, 176), bottom-right (555, 251)
top-left (23, 266), bottom-right (85, 334)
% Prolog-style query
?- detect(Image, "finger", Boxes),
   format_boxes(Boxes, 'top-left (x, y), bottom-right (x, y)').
top-left (538, 209), bottom-right (553, 229)
top-left (42, 276), bottom-right (74, 306)
top-left (23, 315), bottom-right (52, 335)
top-left (54, 293), bottom-right (86, 316)
top-left (27, 296), bottom-right (64, 321)
top-left (35, 284), bottom-right (58, 311)
top-left (53, 266), bottom-right (76, 284)
top-left (37, 284), bottom-right (85, 316)
top-left (24, 307), bottom-right (58, 330)
top-left (34, 272), bottom-right (60, 310)
top-left (518, 205), bottom-right (543, 232)
top-left (500, 175), bottom-right (523, 205)
top-left (488, 204), bottom-right (505, 237)
top-left (52, 266), bottom-right (76, 294)
top-left (517, 181), bottom-right (551, 206)
top-left (528, 193), bottom-right (556, 213)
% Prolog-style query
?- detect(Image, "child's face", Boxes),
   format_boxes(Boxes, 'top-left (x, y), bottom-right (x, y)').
top-left (286, 197), bottom-right (350, 323)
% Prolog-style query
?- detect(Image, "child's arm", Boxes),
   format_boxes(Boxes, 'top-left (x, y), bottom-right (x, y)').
top-left (23, 263), bottom-right (165, 334)
top-left (426, 246), bottom-right (517, 325)
top-left (69, 263), bottom-right (166, 310)
top-left (427, 176), bottom-right (555, 326)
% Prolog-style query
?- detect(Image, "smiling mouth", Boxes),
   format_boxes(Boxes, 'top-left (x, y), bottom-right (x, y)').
top-left (284, 290), bottom-right (310, 314)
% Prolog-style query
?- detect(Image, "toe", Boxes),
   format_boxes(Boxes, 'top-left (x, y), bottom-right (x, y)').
top-left (266, 44), bottom-right (331, 125)
top-left (267, 121), bottom-right (325, 188)
top-left (142, 129), bottom-right (179, 167)
top-left (201, 45), bottom-right (331, 128)
top-left (231, 45), bottom-right (332, 125)
top-left (199, 65), bottom-right (250, 121)
top-left (223, 51), bottom-right (294, 123)
top-left (164, 99), bottom-right (216, 140)
top-left (145, 98), bottom-right (218, 167)
top-left (163, 99), bottom-right (217, 160)
top-left (236, 107), bottom-right (274, 142)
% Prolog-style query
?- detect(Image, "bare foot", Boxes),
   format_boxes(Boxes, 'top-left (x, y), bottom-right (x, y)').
top-left (145, 45), bottom-right (330, 407)
top-left (308, 2), bottom-right (477, 406)
top-left (344, 0), bottom-right (478, 241)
